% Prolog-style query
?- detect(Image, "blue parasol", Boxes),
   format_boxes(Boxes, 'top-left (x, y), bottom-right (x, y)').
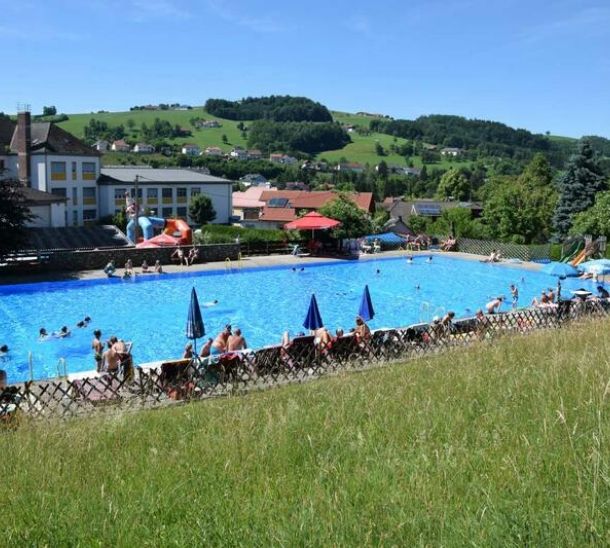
top-left (186, 287), bottom-right (205, 354)
top-left (358, 284), bottom-right (375, 321)
top-left (542, 261), bottom-right (580, 277)
top-left (303, 294), bottom-right (324, 331)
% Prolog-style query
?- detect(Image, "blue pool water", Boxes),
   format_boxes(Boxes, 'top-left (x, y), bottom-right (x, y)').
top-left (0, 255), bottom-right (596, 382)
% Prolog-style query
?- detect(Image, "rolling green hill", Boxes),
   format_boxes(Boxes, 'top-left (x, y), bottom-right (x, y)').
top-left (57, 108), bottom-right (471, 169)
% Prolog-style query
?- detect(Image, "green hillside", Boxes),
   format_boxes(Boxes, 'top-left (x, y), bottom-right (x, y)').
top-left (57, 108), bottom-right (470, 169)
top-left (2, 320), bottom-right (609, 545)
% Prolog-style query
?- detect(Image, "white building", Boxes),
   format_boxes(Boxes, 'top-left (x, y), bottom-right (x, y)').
top-left (229, 148), bottom-right (248, 160)
top-left (133, 143), bottom-right (155, 154)
top-left (111, 139), bottom-right (131, 152)
top-left (93, 140), bottom-right (109, 152)
top-left (181, 144), bottom-right (200, 156)
top-left (22, 187), bottom-right (67, 228)
top-left (97, 167), bottom-right (233, 224)
top-left (0, 112), bottom-right (101, 226)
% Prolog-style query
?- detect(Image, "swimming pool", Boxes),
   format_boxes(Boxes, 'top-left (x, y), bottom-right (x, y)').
top-left (0, 255), bottom-right (595, 382)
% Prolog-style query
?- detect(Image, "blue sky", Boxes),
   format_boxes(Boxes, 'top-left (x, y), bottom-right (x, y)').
top-left (1, 0), bottom-right (609, 137)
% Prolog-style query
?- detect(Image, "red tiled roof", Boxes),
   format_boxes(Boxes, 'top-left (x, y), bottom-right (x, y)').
top-left (258, 190), bottom-right (374, 212)
top-left (259, 206), bottom-right (297, 222)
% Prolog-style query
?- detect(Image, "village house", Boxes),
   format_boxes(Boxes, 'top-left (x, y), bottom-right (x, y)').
top-left (230, 147), bottom-right (249, 160)
top-left (133, 143), bottom-right (155, 154)
top-left (440, 147), bottom-right (464, 156)
top-left (181, 144), bottom-right (200, 156)
top-left (93, 140), bottom-right (109, 152)
top-left (336, 162), bottom-right (365, 174)
top-left (204, 146), bottom-right (224, 157)
top-left (111, 139), bottom-right (131, 152)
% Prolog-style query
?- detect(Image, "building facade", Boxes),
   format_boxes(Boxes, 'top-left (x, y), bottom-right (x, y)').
top-left (98, 167), bottom-right (233, 224)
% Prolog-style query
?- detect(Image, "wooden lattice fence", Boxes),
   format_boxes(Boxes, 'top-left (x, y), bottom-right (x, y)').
top-left (1, 300), bottom-right (607, 422)
top-left (456, 238), bottom-right (551, 261)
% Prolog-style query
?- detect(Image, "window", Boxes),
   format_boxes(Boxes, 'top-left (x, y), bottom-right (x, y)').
top-left (114, 188), bottom-right (126, 205)
top-left (162, 187), bottom-right (173, 204)
top-left (82, 162), bottom-right (96, 180)
top-left (177, 188), bottom-right (187, 203)
top-left (130, 188), bottom-right (143, 199)
top-left (162, 207), bottom-right (173, 218)
top-left (72, 210), bottom-right (78, 226)
top-left (147, 188), bottom-right (158, 198)
top-left (190, 187), bottom-right (200, 197)
top-left (51, 161), bottom-right (66, 181)
top-left (51, 187), bottom-right (67, 197)
top-left (72, 187), bottom-right (78, 206)
top-left (83, 209), bottom-right (97, 221)
top-left (176, 207), bottom-right (187, 219)
top-left (83, 187), bottom-right (96, 205)
top-left (72, 161), bottom-right (77, 180)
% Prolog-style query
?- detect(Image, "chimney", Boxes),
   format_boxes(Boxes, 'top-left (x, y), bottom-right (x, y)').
top-left (16, 110), bottom-right (32, 187)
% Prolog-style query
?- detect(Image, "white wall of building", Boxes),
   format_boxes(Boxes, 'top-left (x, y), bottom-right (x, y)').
top-left (28, 154), bottom-right (100, 225)
top-left (98, 182), bottom-right (232, 224)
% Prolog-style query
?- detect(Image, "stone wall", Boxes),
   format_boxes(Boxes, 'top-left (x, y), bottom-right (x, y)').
top-left (1, 244), bottom-right (240, 275)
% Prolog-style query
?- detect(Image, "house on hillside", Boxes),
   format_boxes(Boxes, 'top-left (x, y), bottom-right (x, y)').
top-left (133, 143), bottom-right (155, 154)
top-left (181, 144), bottom-right (200, 156)
top-left (247, 149), bottom-right (262, 160)
top-left (98, 166), bottom-right (233, 224)
top-left (111, 139), bottom-right (131, 152)
top-left (195, 120), bottom-right (221, 129)
top-left (93, 140), bottom-right (109, 152)
top-left (336, 162), bottom-right (364, 174)
top-left (269, 153), bottom-right (297, 165)
top-left (232, 186), bottom-right (274, 222)
top-left (230, 147), bottom-right (248, 160)
top-left (204, 146), bottom-right (223, 157)
top-left (0, 111), bottom-right (101, 226)
top-left (440, 147), bottom-right (464, 157)
top-left (239, 173), bottom-right (268, 186)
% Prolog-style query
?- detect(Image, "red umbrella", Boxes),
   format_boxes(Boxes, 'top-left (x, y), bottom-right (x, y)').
top-left (284, 211), bottom-right (340, 231)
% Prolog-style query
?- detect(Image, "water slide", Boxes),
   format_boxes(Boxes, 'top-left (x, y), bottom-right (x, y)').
top-left (137, 218), bottom-right (193, 247)
top-left (561, 241), bottom-right (582, 263)
top-left (126, 216), bottom-right (166, 243)
top-left (571, 249), bottom-right (587, 266)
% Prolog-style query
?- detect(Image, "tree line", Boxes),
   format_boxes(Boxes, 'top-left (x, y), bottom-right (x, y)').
top-left (204, 95), bottom-right (333, 122)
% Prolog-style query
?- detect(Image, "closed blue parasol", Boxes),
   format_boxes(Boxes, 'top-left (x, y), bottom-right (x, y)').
top-left (186, 287), bottom-right (205, 354)
top-left (542, 261), bottom-right (580, 277)
top-left (303, 294), bottom-right (324, 331)
top-left (358, 284), bottom-right (375, 321)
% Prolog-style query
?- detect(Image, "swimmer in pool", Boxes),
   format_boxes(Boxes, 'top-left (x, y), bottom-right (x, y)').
top-left (202, 300), bottom-right (219, 308)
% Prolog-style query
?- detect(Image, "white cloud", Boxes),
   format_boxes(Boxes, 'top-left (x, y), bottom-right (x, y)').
top-left (205, 0), bottom-right (284, 33)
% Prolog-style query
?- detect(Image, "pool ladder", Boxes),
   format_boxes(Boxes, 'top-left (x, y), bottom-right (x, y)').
top-left (225, 255), bottom-right (243, 273)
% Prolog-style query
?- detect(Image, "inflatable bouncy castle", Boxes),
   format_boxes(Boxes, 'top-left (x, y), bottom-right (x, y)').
top-left (124, 192), bottom-right (192, 247)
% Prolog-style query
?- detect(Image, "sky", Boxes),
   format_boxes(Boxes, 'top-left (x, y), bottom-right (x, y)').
top-left (1, 0), bottom-right (609, 138)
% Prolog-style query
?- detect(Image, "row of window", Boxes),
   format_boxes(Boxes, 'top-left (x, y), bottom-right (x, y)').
top-left (113, 187), bottom-right (201, 201)
top-left (51, 161), bottom-right (97, 181)
top-left (51, 186), bottom-right (97, 206)
top-left (114, 206), bottom-right (188, 218)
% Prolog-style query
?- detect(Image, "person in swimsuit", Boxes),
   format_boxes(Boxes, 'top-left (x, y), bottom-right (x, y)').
top-left (92, 330), bottom-right (104, 372)
top-left (211, 325), bottom-right (232, 355)
top-left (227, 328), bottom-right (247, 351)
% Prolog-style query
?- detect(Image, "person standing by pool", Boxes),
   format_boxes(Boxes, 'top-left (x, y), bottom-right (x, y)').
top-left (141, 260), bottom-right (150, 273)
top-left (510, 284), bottom-right (519, 308)
top-left (154, 260), bottom-right (163, 273)
top-left (486, 296), bottom-right (504, 314)
top-left (102, 341), bottom-right (119, 373)
top-left (103, 260), bottom-right (116, 277)
top-left (92, 330), bottom-right (103, 372)
top-left (199, 338), bottom-right (214, 358)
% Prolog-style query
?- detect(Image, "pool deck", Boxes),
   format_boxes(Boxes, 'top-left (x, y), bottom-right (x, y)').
top-left (0, 249), bottom-right (544, 286)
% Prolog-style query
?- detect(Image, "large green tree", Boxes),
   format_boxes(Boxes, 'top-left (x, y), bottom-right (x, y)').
top-left (436, 168), bottom-right (470, 201)
top-left (319, 194), bottom-right (373, 242)
top-left (0, 179), bottom-right (34, 256)
top-left (553, 140), bottom-right (606, 238)
top-left (570, 191), bottom-right (610, 239)
top-left (188, 194), bottom-right (216, 225)
top-left (481, 154), bottom-right (557, 244)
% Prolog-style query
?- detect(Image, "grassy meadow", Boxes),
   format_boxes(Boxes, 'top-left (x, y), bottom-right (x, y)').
top-left (2, 319), bottom-right (609, 545)
top-left (57, 108), bottom-right (472, 169)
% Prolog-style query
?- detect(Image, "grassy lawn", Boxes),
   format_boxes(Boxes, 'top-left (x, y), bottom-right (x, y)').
top-left (2, 320), bottom-right (609, 545)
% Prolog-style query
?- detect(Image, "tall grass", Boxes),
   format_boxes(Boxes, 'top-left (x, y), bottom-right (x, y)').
top-left (2, 320), bottom-right (609, 545)
top-left (195, 224), bottom-right (300, 244)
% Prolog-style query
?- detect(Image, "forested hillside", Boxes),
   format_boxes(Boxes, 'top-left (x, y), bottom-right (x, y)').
top-left (204, 96), bottom-right (333, 122)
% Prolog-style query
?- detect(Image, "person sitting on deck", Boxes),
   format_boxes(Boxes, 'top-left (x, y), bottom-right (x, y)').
top-left (441, 311), bottom-right (456, 333)
top-left (123, 260), bottom-right (134, 278)
top-left (353, 316), bottom-right (371, 345)
top-left (103, 260), bottom-right (116, 277)
top-left (597, 285), bottom-right (610, 299)
top-left (441, 237), bottom-right (457, 252)
top-left (183, 343), bottom-right (194, 359)
top-left (141, 260), bottom-right (150, 273)
top-left (211, 325), bottom-right (232, 355)
top-left (154, 260), bottom-right (163, 273)
top-left (199, 338), bottom-right (214, 358)
top-left (227, 328), bottom-right (248, 351)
